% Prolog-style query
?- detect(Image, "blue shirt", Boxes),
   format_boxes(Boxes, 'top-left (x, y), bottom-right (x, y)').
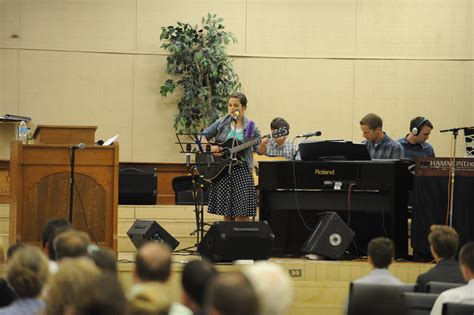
top-left (398, 136), bottom-right (435, 161)
top-left (363, 132), bottom-right (404, 159)
top-left (202, 115), bottom-right (261, 171)
top-left (0, 298), bottom-right (44, 315)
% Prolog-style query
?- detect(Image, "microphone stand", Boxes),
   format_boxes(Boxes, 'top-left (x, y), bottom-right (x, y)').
top-left (439, 126), bottom-right (474, 226)
top-left (227, 116), bottom-right (240, 220)
top-left (69, 147), bottom-right (78, 224)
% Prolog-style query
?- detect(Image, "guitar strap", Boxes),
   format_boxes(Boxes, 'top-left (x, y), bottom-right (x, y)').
top-left (245, 120), bottom-right (255, 140)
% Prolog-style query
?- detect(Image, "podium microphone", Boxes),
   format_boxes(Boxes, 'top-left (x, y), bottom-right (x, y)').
top-left (71, 143), bottom-right (86, 150)
top-left (295, 131), bottom-right (322, 138)
top-left (205, 144), bottom-right (212, 169)
top-left (185, 143), bottom-right (191, 167)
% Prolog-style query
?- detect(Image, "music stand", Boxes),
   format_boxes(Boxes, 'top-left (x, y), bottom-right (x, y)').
top-left (299, 140), bottom-right (371, 161)
top-left (175, 133), bottom-right (216, 251)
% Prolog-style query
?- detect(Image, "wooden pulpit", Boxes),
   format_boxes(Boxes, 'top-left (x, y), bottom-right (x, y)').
top-left (33, 125), bottom-right (97, 145)
top-left (9, 126), bottom-right (119, 251)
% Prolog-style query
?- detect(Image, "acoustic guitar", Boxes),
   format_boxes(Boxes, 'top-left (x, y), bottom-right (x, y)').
top-left (252, 153), bottom-right (286, 186)
top-left (195, 127), bottom-right (288, 183)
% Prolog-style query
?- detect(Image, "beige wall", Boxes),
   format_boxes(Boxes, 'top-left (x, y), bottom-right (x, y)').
top-left (1, 0), bottom-right (473, 161)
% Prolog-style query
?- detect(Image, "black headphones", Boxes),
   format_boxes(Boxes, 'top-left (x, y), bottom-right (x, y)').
top-left (412, 117), bottom-right (428, 136)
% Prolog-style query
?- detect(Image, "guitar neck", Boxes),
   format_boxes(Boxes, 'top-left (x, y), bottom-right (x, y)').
top-left (229, 136), bottom-right (266, 154)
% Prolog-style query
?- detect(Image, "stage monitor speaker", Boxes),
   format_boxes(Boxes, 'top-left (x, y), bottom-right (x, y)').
top-left (198, 221), bottom-right (274, 263)
top-left (127, 219), bottom-right (180, 251)
top-left (302, 211), bottom-right (355, 260)
top-left (119, 166), bottom-right (157, 205)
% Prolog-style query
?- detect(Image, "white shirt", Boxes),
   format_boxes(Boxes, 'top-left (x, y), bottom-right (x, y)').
top-left (431, 279), bottom-right (474, 315)
top-left (353, 268), bottom-right (404, 285)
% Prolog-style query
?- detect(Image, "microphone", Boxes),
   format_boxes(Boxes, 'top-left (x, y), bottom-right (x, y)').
top-left (205, 144), bottom-right (212, 169)
top-left (231, 110), bottom-right (240, 121)
top-left (295, 131), bottom-right (322, 138)
top-left (185, 143), bottom-right (191, 167)
top-left (71, 143), bottom-right (86, 150)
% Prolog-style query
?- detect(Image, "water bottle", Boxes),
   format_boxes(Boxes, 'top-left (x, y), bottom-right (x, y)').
top-left (18, 120), bottom-right (28, 144)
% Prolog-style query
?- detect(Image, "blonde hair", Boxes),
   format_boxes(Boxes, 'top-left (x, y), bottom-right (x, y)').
top-left (6, 245), bottom-right (49, 298)
top-left (127, 283), bottom-right (171, 315)
top-left (43, 258), bottom-right (101, 315)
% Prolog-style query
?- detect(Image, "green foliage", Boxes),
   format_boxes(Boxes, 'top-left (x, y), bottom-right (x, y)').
top-left (160, 13), bottom-right (241, 134)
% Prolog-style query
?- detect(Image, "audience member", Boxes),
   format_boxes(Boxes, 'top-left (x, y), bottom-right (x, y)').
top-left (87, 244), bottom-right (118, 275)
top-left (243, 261), bottom-right (293, 315)
top-left (417, 225), bottom-right (465, 292)
top-left (127, 283), bottom-right (171, 315)
top-left (131, 242), bottom-right (191, 315)
top-left (54, 229), bottom-right (91, 261)
top-left (0, 242), bottom-right (26, 307)
top-left (41, 218), bottom-right (71, 259)
top-left (431, 242), bottom-right (474, 315)
top-left (133, 242), bottom-right (172, 284)
top-left (206, 272), bottom-right (259, 315)
top-left (6, 242), bottom-right (26, 261)
top-left (0, 246), bottom-right (49, 315)
top-left (67, 273), bottom-right (126, 315)
top-left (43, 257), bottom-right (101, 315)
top-left (180, 260), bottom-right (218, 315)
top-left (353, 237), bottom-right (403, 284)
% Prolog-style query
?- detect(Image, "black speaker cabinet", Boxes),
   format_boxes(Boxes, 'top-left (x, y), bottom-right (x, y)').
top-left (198, 221), bottom-right (274, 263)
top-left (302, 212), bottom-right (355, 260)
top-left (127, 219), bottom-right (180, 250)
top-left (119, 165), bottom-right (157, 205)
top-left (172, 175), bottom-right (209, 205)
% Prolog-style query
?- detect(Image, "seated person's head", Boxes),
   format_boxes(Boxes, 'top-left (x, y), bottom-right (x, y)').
top-left (87, 245), bottom-right (118, 275)
top-left (181, 260), bottom-right (218, 311)
top-left (270, 117), bottom-right (290, 146)
top-left (459, 242), bottom-right (474, 281)
top-left (43, 258), bottom-right (102, 315)
top-left (54, 229), bottom-right (91, 261)
top-left (6, 242), bottom-right (26, 262)
top-left (243, 261), bottom-right (293, 315)
top-left (428, 225), bottom-right (459, 260)
top-left (134, 242), bottom-right (172, 283)
top-left (359, 113), bottom-right (383, 142)
top-left (127, 283), bottom-right (171, 315)
top-left (70, 273), bottom-right (126, 315)
top-left (7, 245), bottom-right (49, 299)
top-left (206, 272), bottom-right (259, 315)
top-left (42, 218), bottom-right (71, 258)
top-left (367, 237), bottom-right (395, 269)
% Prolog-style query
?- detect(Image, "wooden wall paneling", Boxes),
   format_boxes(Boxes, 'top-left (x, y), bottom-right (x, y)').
top-left (0, 160), bottom-right (9, 204)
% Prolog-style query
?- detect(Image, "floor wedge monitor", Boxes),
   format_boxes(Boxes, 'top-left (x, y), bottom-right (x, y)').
top-left (127, 219), bottom-right (180, 250)
top-left (302, 211), bottom-right (355, 260)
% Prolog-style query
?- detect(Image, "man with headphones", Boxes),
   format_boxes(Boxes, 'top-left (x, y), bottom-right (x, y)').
top-left (398, 116), bottom-right (435, 161)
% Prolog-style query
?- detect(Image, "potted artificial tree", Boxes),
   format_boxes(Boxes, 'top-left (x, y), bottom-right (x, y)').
top-left (160, 13), bottom-right (241, 134)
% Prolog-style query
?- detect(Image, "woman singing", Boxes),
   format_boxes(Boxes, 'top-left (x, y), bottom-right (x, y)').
top-left (202, 92), bottom-right (266, 221)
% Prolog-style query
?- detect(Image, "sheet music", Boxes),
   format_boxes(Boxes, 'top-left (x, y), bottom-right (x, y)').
top-left (103, 134), bottom-right (119, 146)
